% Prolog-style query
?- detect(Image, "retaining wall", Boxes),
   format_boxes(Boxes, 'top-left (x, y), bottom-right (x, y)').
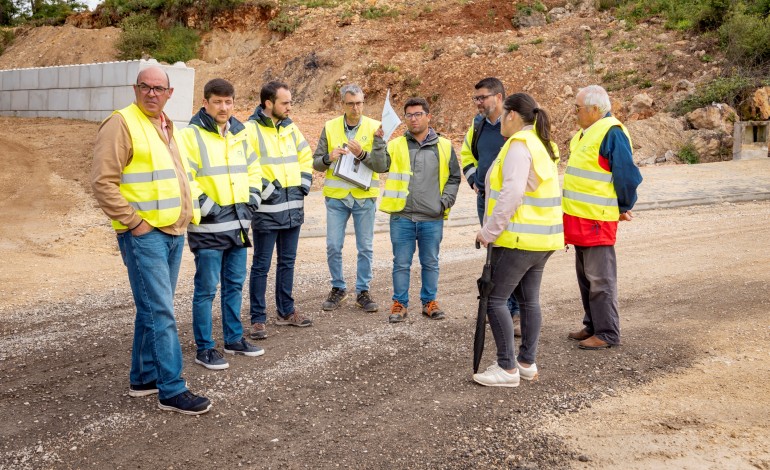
top-left (0, 58), bottom-right (194, 128)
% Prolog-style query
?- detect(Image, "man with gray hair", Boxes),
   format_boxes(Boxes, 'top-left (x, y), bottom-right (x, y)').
top-left (313, 84), bottom-right (388, 312)
top-left (564, 85), bottom-right (642, 350)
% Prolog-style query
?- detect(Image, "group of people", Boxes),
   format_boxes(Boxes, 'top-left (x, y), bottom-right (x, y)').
top-left (91, 65), bottom-right (641, 415)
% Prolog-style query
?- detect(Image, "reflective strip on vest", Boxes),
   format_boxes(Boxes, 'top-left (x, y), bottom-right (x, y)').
top-left (388, 172), bottom-right (411, 182)
top-left (488, 190), bottom-right (561, 208)
top-left (256, 199), bottom-right (305, 213)
top-left (187, 219), bottom-right (251, 233)
top-left (120, 169), bottom-right (177, 184)
top-left (464, 166), bottom-right (477, 180)
top-left (325, 179), bottom-right (356, 189)
top-left (382, 189), bottom-right (408, 199)
top-left (565, 166), bottom-right (613, 183)
top-left (129, 197), bottom-right (181, 211)
top-left (562, 189), bottom-right (618, 207)
top-left (189, 126), bottom-right (249, 177)
top-left (261, 155), bottom-right (299, 165)
top-left (506, 222), bottom-right (564, 235)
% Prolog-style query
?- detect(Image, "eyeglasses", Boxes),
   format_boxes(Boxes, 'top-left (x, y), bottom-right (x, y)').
top-left (136, 83), bottom-right (169, 95)
top-left (404, 111), bottom-right (426, 120)
top-left (344, 101), bottom-right (364, 107)
top-left (471, 94), bottom-right (494, 103)
top-left (574, 104), bottom-right (592, 112)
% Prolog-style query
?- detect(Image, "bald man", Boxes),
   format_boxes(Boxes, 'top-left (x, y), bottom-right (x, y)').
top-left (92, 66), bottom-right (211, 415)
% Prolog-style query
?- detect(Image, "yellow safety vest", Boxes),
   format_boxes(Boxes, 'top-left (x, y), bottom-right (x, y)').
top-left (112, 103), bottom-right (200, 230)
top-left (487, 129), bottom-right (564, 251)
top-left (563, 116), bottom-right (632, 222)
top-left (322, 115), bottom-right (382, 199)
top-left (244, 119), bottom-right (312, 190)
top-left (380, 135), bottom-right (452, 219)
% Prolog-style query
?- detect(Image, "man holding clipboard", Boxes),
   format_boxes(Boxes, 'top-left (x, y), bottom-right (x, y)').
top-left (313, 84), bottom-right (389, 313)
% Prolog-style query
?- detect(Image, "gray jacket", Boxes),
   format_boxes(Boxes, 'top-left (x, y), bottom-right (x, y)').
top-left (388, 128), bottom-right (461, 221)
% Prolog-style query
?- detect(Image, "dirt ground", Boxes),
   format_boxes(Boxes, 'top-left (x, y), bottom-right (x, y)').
top-left (0, 116), bottom-right (769, 469)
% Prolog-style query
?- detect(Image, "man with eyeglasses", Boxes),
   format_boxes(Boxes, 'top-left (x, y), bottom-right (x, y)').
top-left (177, 78), bottom-right (265, 371)
top-left (312, 84), bottom-right (389, 313)
top-left (380, 97), bottom-right (461, 323)
top-left (245, 81), bottom-right (314, 338)
top-left (91, 66), bottom-right (211, 415)
top-left (460, 77), bottom-right (522, 336)
top-left (564, 85), bottom-right (642, 350)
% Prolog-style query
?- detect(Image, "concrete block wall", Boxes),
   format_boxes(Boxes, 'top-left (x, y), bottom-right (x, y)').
top-left (0, 58), bottom-right (195, 128)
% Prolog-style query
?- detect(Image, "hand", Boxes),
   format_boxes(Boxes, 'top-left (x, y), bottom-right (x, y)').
top-left (374, 127), bottom-right (384, 139)
top-left (472, 182), bottom-right (479, 194)
top-left (619, 210), bottom-right (634, 222)
top-left (475, 231), bottom-right (488, 247)
top-left (329, 147), bottom-right (346, 162)
top-left (347, 139), bottom-right (363, 158)
top-left (131, 220), bottom-right (153, 237)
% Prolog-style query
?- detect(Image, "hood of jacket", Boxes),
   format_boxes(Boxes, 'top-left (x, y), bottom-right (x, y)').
top-left (189, 107), bottom-right (246, 135)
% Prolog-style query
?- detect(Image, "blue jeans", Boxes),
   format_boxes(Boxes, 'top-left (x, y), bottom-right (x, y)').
top-left (390, 215), bottom-right (443, 307)
top-left (477, 191), bottom-right (520, 316)
top-left (249, 226), bottom-right (301, 323)
top-left (117, 229), bottom-right (187, 400)
top-left (192, 247), bottom-right (247, 352)
top-left (325, 197), bottom-right (376, 293)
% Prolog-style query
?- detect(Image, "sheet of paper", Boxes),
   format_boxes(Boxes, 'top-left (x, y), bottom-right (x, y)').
top-left (332, 150), bottom-right (373, 189)
top-left (381, 89), bottom-right (401, 141)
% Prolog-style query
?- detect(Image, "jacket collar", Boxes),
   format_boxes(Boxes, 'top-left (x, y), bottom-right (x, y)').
top-left (247, 105), bottom-right (293, 129)
top-left (189, 107), bottom-right (245, 136)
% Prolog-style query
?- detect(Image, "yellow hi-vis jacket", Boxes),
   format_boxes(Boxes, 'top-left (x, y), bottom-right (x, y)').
top-left (112, 103), bottom-right (200, 230)
top-left (487, 129), bottom-right (564, 251)
top-left (380, 135), bottom-right (453, 219)
top-left (245, 109), bottom-right (313, 230)
top-left (322, 115), bottom-right (382, 198)
top-left (178, 115), bottom-right (262, 251)
top-left (563, 116), bottom-right (632, 222)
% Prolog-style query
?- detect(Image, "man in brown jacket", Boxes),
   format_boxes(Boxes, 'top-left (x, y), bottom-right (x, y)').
top-left (91, 66), bottom-right (211, 415)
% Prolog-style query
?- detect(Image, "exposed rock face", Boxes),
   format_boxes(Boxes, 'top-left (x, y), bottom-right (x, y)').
top-left (738, 87), bottom-right (770, 120)
top-left (628, 93), bottom-right (655, 118)
top-left (685, 103), bottom-right (737, 135)
top-left (689, 130), bottom-right (733, 163)
top-left (626, 112), bottom-right (689, 165)
top-left (513, 11), bottom-right (547, 28)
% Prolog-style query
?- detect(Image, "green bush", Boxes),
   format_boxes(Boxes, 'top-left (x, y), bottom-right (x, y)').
top-left (268, 12), bottom-right (300, 32)
top-left (361, 6), bottom-right (396, 19)
top-left (719, 7), bottom-right (770, 67)
top-left (507, 42), bottom-right (520, 52)
top-left (0, 28), bottom-right (13, 54)
top-left (678, 143), bottom-right (700, 164)
top-left (117, 13), bottom-right (198, 62)
top-left (672, 75), bottom-right (753, 114)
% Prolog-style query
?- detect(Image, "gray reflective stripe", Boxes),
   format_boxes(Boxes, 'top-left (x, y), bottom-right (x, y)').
top-left (256, 200), bottom-right (305, 213)
top-left (188, 158), bottom-right (198, 170)
top-left (121, 169), bottom-right (177, 184)
top-left (261, 155), bottom-right (299, 165)
top-left (252, 124), bottom-right (269, 159)
top-left (246, 147), bottom-right (257, 166)
top-left (187, 219), bottom-right (251, 233)
top-left (563, 189), bottom-right (618, 207)
top-left (296, 140), bottom-right (309, 152)
top-left (187, 172), bottom-right (194, 182)
top-left (489, 191), bottom-right (560, 207)
top-left (192, 198), bottom-right (200, 209)
top-left (566, 166), bottom-right (613, 183)
top-left (129, 197), bottom-right (181, 211)
top-left (200, 197), bottom-right (215, 215)
top-left (190, 126), bottom-right (212, 170)
top-left (464, 166), bottom-right (477, 179)
top-left (388, 173), bottom-right (411, 182)
top-left (261, 183), bottom-right (275, 200)
top-left (382, 189), bottom-right (407, 199)
top-left (522, 196), bottom-right (561, 207)
top-left (325, 179), bottom-right (355, 189)
top-left (505, 222), bottom-right (564, 235)
top-left (197, 164), bottom-right (248, 177)
top-left (301, 176), bottom-right (312, 187)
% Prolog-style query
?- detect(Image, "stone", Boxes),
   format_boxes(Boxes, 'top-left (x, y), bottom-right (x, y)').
top-left (738, 87), bottom-right (770, 120)
top-left (675, 79), bottom-right (695, 93)
top-left (685, 104), bottom-right (737, 134)
top-left (547, 7), bottom-right (570, 22)
top-left (513, 11), bottom-right (547, 28)
top-left (689, 130), bottom-right (732, 163)
top-left (563, 85), bottom-right (574, 97)
top-left (629, 93), bottom-right (654, 116)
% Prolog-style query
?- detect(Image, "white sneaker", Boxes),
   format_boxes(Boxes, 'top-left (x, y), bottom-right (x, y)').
top-left (516, 362), bottom-right (539, 381)
top-left (472, 363), bottom-right (520, 387)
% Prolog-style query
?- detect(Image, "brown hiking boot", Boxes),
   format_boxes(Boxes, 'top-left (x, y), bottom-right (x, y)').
top-left (421, 300), bottom-right (445, 320)
top-left (388, 301), bottom-right (408, 323)
top-left (275, 310), bottom-right (313, 328)
top-left (249, 322), bottom-right (267, 340)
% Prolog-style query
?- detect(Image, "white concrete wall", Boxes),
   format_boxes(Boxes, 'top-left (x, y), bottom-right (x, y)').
top-left (0, 58), bottom-right (195, 128)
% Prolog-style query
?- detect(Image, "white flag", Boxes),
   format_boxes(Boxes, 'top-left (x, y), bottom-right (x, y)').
top-left (381, 89), bottom-right (401, 142)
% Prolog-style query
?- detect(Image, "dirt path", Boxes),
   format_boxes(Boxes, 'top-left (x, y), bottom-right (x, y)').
top-left (0, 118), bottom-right (769, 469)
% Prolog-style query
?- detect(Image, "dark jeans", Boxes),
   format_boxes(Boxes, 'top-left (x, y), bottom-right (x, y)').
top-left (249, 226), bottom-right (301, 324)
top-left (487, 247), bottom-right (554, 369)
top-left (477, 192), bottom-right (520, 316)
top-left (574, 245), bottom-right (620, 344)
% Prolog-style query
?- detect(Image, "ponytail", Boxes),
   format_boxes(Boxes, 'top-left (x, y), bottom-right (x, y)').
top-left (503, 94), bottom-right (558, 162)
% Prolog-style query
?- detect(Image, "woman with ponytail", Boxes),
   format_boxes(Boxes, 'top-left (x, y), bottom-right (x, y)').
top-left (473, 93), bottom-right (564, 387)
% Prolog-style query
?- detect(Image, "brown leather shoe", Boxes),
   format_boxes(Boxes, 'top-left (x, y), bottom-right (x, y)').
top-left (578, 335), bottom-right (612, 350)
top-left (568, 328), bottom-right (591, 341)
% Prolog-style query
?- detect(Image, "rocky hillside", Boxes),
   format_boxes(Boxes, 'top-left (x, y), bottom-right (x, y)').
top-left (2, 0), bottom-right (768, 165)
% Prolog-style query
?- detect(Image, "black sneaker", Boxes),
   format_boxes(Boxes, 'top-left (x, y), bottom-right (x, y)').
top-left (356, 291), bottom-right (379, 312)
top-left (158, 390), bottom-right (212, 416)
top-left (224, 337), bottom-right (265, 357)
top-left (128, 380), bottom-right (158, 398)
top-left (195, 348), bottom-right (229, 370)
top-left (322, 287), bottom-right (347, 310)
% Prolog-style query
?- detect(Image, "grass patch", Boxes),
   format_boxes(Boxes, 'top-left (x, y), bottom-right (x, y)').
top-left (361, 6), bottom-right (397, 19)
top-left (117, 14), bottom-right (199, 63)
top-left (678, 143), bottom-right (699, 164)
top-left (0, 28), bottom-right (14, 55)
top-left (268, 12), bottom-right (301, 33)
top-left (672, 75), bottom-right (754, 114)
top-left (507, 42), bottom-right (520, 52)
